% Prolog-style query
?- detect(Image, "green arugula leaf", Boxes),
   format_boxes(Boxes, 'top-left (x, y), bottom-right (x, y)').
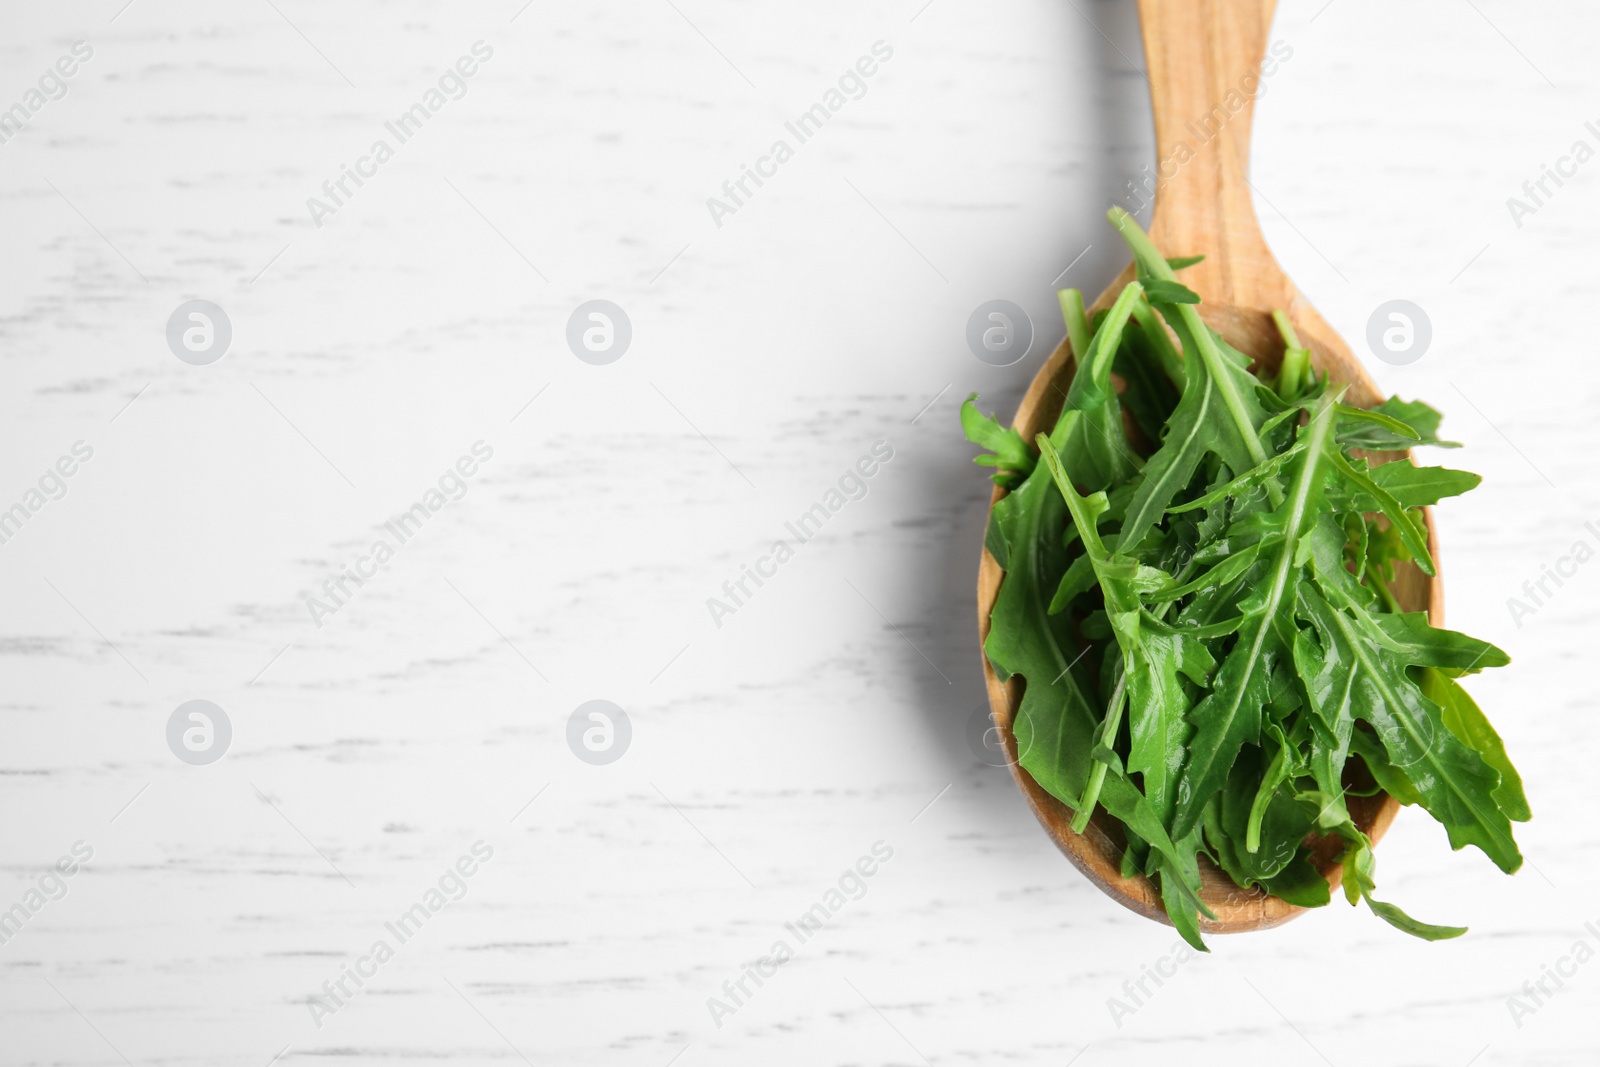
top-left (1144, 543), bottom-right (1261, 603)
top-left (1260, 852), bottom-right (1333, 908)
top-left (1057, 282), bottom-right (1146, 491)
top-left (1349, 727), bottom-right (1423, 807)
top-left (1423, 668), bottom-right (1532, 823)
top-left (1296, 585), bottom-right (1522, 873)
top-left (1339, 397), bottom-right (1460, 450)
top-left (960, 394), bottom-right (1035, 487)
top-left (1127, 630), bottom-right (1215, 823)
top-left (1171, 395), bottom-right (1338, 838)
top-left (1107, 211), bottom-right (1277, 555)
top-left (1335, 403), bottom-right (1419, 442)
top-left (1130, 296), bottom-right (1185, 389)
top-left (1115, 316), bottom-right (1183, 442)
top-left (1143, 278), bottom-right (1201, 304)
top-left (1369, 612), bottom-right (1510, 672)
top-left (1329, 450), bottom-right (1436, 576)
top-left (963, 213), bottom-right (1523, 947)
top-left (1369, 462), bottom-right (1482, 506)
top-left (1340, 828), bottom-right (1467, 940)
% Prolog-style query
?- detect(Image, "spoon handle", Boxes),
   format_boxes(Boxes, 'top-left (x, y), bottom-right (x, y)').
top-left (1136, 0), bottom-right (1283, 310)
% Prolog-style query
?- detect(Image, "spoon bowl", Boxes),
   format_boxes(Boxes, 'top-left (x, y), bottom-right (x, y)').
top-left (976, 0), bottom-right (1440, 933)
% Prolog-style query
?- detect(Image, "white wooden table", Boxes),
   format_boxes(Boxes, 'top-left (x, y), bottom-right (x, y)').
top-left (0, 1), bottom-right (1593, 1063)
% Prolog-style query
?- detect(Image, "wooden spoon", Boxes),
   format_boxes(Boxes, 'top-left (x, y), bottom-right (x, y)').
top-left (976, 0), bottom-right (1440, 933)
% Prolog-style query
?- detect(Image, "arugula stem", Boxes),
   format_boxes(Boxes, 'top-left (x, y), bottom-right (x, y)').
top-left (1060, 289), bottom-right (1091, 362)
top-left (1070, 541), bottom-right (1209, 832)
top-left (1272, 311), bottom-right (1313, 401)
top-left (1069, 281), bottom-right (1144, 406)
top-left (1365, 560), bottom-right (1404, 614)
top-left (1271, 309), bottom-right (1302, 349)
top-left (1170, 395), bottom-right (1338, 837)
top-left (1246, 744), bottom-right (1286, 854)
top-left (1278, 349), bottom-right (1310, 399)
top-left (1035, 431), bottom-right (1136, 833)
top-left (1107, 207), bottom-right (1273, 475)
top-left (1131, 297), bottom-right (1185, 388)
top-left (1040, 425), bottom-right (1207, 833)
top-left (1072, 675), bottom-right (1127, 833)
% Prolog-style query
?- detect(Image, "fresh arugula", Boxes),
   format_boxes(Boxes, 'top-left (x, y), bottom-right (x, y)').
top-left (964, 209), bottom-right (1527, 944)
